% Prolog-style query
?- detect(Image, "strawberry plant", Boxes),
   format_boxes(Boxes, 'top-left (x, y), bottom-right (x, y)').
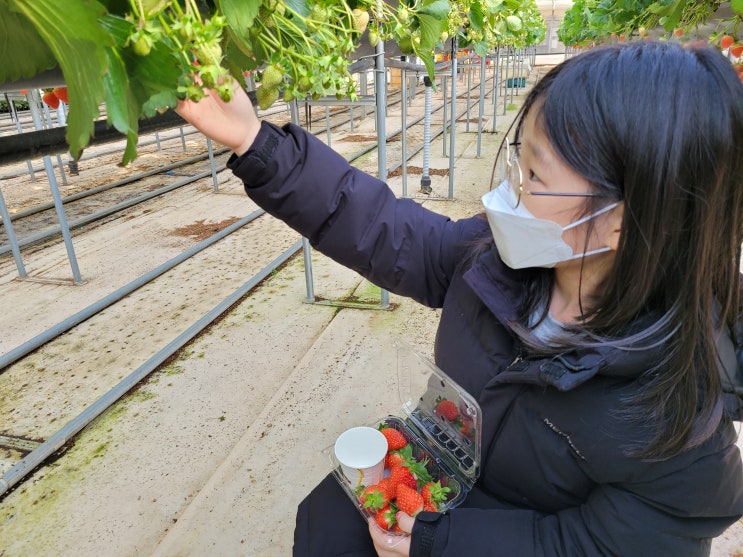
top-left (558, 0), bottom-right (743, 49)
top-left (1, 0), bottom-right (545, 164)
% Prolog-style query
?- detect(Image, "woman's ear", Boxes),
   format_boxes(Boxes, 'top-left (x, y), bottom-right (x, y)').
top-left (605, 202), bottom-right (624, 251)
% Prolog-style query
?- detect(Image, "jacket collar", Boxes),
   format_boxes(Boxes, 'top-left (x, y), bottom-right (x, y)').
top-left (463, 246), bottom-right (743, 419)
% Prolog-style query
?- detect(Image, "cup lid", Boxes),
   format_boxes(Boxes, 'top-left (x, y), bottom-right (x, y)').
top-left (333, 426), bottom-right (388, 469)
top-left (395, 338), bottom-right (481, 486)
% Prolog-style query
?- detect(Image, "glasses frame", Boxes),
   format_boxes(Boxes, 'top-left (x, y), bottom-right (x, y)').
top-left (502, 139), bottom-right (608, 209)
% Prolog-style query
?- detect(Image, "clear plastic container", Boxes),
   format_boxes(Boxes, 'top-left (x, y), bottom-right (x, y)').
top-left (324, 338), bottom-right (482, 540)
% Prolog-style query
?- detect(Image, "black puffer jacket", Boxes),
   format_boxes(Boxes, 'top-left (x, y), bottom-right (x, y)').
top-left (228, 121), bottom-right (743, 556)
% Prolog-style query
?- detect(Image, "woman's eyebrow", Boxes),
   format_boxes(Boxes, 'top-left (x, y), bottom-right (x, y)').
top-left (523, 139), bottom-right (550, 167)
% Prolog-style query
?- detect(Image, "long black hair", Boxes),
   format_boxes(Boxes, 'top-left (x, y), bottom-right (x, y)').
top-left (505, 41), bottom-right (743, 459)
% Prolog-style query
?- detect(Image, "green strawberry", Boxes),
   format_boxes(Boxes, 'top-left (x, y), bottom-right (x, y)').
top-left (256, 85), bottom-right (279, 110)
top-left (132, 34), bottom-right (153, 57)
top-left (351, 9), bottom-right (369, 34)
top-left (195, 42), bottom-right (223, 66)
top-left (261, 65), bottom-right (284, 88)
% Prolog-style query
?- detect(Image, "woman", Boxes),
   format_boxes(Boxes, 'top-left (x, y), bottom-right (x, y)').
top-left (176, 41), bottom-right (743, 556)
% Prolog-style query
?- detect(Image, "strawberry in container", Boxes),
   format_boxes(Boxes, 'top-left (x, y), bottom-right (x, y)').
top-left (325, 338), bottom-right (482, 542)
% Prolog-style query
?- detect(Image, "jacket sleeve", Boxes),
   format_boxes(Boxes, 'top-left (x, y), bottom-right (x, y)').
top-left (227, 121), bottom-right (488, 307)
top-left (418, 432), bottom-right (743, 557)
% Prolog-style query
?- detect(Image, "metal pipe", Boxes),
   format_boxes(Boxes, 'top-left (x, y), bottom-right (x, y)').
top-left (27, 89), bottom-right (82, 284)
top-left (374, 33), bottom-right (389, 309)
top-left (477, 54), bottom-right (486, 156)
top-left (420, 77), bottom-right (433, 194)
top-left (0, 184), bottom-right (26, 278)
top-left (401, 56), bottom-right (408, 197)
top-left (448, 39), bottom-right (458, 199)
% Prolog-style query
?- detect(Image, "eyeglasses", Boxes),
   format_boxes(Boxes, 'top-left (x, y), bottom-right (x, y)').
top-left (496, 139), bottom-right (608, 209)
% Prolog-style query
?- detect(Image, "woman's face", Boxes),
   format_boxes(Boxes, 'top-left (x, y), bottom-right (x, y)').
top-left (517, 109), bottom-right (622, 264)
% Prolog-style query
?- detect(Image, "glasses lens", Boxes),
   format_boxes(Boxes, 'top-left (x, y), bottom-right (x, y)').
top-left (504, 140), bottom-right (521, 208)
top-left (494, 142), bottom-right (510, 184)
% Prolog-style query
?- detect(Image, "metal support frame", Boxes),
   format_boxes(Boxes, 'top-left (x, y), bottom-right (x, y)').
top-left (26, 89), bottom-right (83, 284)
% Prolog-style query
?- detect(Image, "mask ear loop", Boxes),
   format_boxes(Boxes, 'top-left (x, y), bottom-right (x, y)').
top-left (561, 202), bottom-right (622, 260)
top-left (561, 201), bottom-right (620, 232)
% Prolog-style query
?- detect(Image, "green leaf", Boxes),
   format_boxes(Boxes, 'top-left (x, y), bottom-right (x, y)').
top-left (216, 0), bottom-right (261, 38)
top-left (416, 48), bottom-right (436, 86)
top-left (284, 0), bottom-right (311, 18)
top-left (484, 0), bottom-right (505, 13)
top-left (8, 0), bottom-right (113, 158)
top-left (468, 1), bottom-right (485, 29)
top-left (418, 0), bottom-right (451, 19)
top-left (731, 0), bottom-right (743, 16)
top-left (473, 40), bottom-right (489, 56)
top-left (505, 15), bottom-right (522, 32)
top-left (417, 13), bottom-right (446, 51)
top-left (104, 47), bottom-right (139, 165)
top-left (0, 8), bottom-right (56, 82)
top-left (100, 15), bottom-right (181, 117)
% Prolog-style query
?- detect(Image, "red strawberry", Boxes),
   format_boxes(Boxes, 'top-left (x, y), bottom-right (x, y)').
top-left (385, 450), bottom-right (406, 470)
top-left (721, 35), bottom-right (735, 50)
top-left (731, 44), bottom-right (743, 58)
top-left (42, 91), bottom-right (60, 109)
top-left (379, 476), bottom-right (396, 499)
top-left (421, 480), bottom-right (451, 507)
top-left (389, 464), bottom-right (417, 493)
top-left (373, 505), bottom-right (397, 530)
top-left (423, 501), bottom-right (437, 512)
top-left (360, 483), bottom-right (392, 513)
top-left (379, 425), bottom-right (407, 451)
top-left (52, 87), bottom-right (68, 104)
top-left (395, 484), bottom-right (424, 517)
top-left (434, 397), bottom-right (459, 421)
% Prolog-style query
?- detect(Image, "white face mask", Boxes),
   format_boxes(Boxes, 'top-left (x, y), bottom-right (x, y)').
top-left (482, 180), bottom-right (620, 269)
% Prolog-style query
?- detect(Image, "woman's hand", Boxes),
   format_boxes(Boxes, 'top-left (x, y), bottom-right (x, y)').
top-left (368, 512), bottom-right (414, 556)
top-left (175, 80), bottom-right (260, 156)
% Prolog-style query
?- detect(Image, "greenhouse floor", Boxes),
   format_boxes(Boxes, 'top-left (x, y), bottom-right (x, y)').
top-left (0, 56), bottom-right (741, 556)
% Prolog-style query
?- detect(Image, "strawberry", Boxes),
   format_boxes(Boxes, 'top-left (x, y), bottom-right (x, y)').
top-left (720, 35), bottom-right (735, 50)
top-left (256, 85), bottom-right (279, 110)
top-left (351, 8), bottom-right (369, 34)
top-left (395, 484), bottom-right (424, 517)
top-left (385, 450), bottom-right (406, 470)
top-left (42, 91), bottom-right (60, 109)
top-left (379, 425), bottom-right (407, 451)
top-left (389, 464), bottom-right (417, 493)
top-left (434, 397), bottom-right (459, 421)
top-left (673, 28), bottom-right (684, 37)
top-left (373, 505), bottom-right (397, 530)
top-left (52, 87), bottom-right (68, 104)
top-left (421, 480), bottom-right (451, 507)
top-left (261, 65), bottom-right (284, 89)
top-left (423, 501), bottom-right (438, 512)
top-left (731, 44), bottom-right (743, 58)
top-left (360, 483), bottom-right (392, 513)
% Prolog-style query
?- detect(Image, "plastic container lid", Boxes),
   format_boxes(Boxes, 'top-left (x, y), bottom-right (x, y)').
top-left (394, 338), bottom-right (481, 489)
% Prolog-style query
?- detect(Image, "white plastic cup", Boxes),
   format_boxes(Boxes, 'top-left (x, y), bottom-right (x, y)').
top-left (334, 426), bottom-right (388, 490)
